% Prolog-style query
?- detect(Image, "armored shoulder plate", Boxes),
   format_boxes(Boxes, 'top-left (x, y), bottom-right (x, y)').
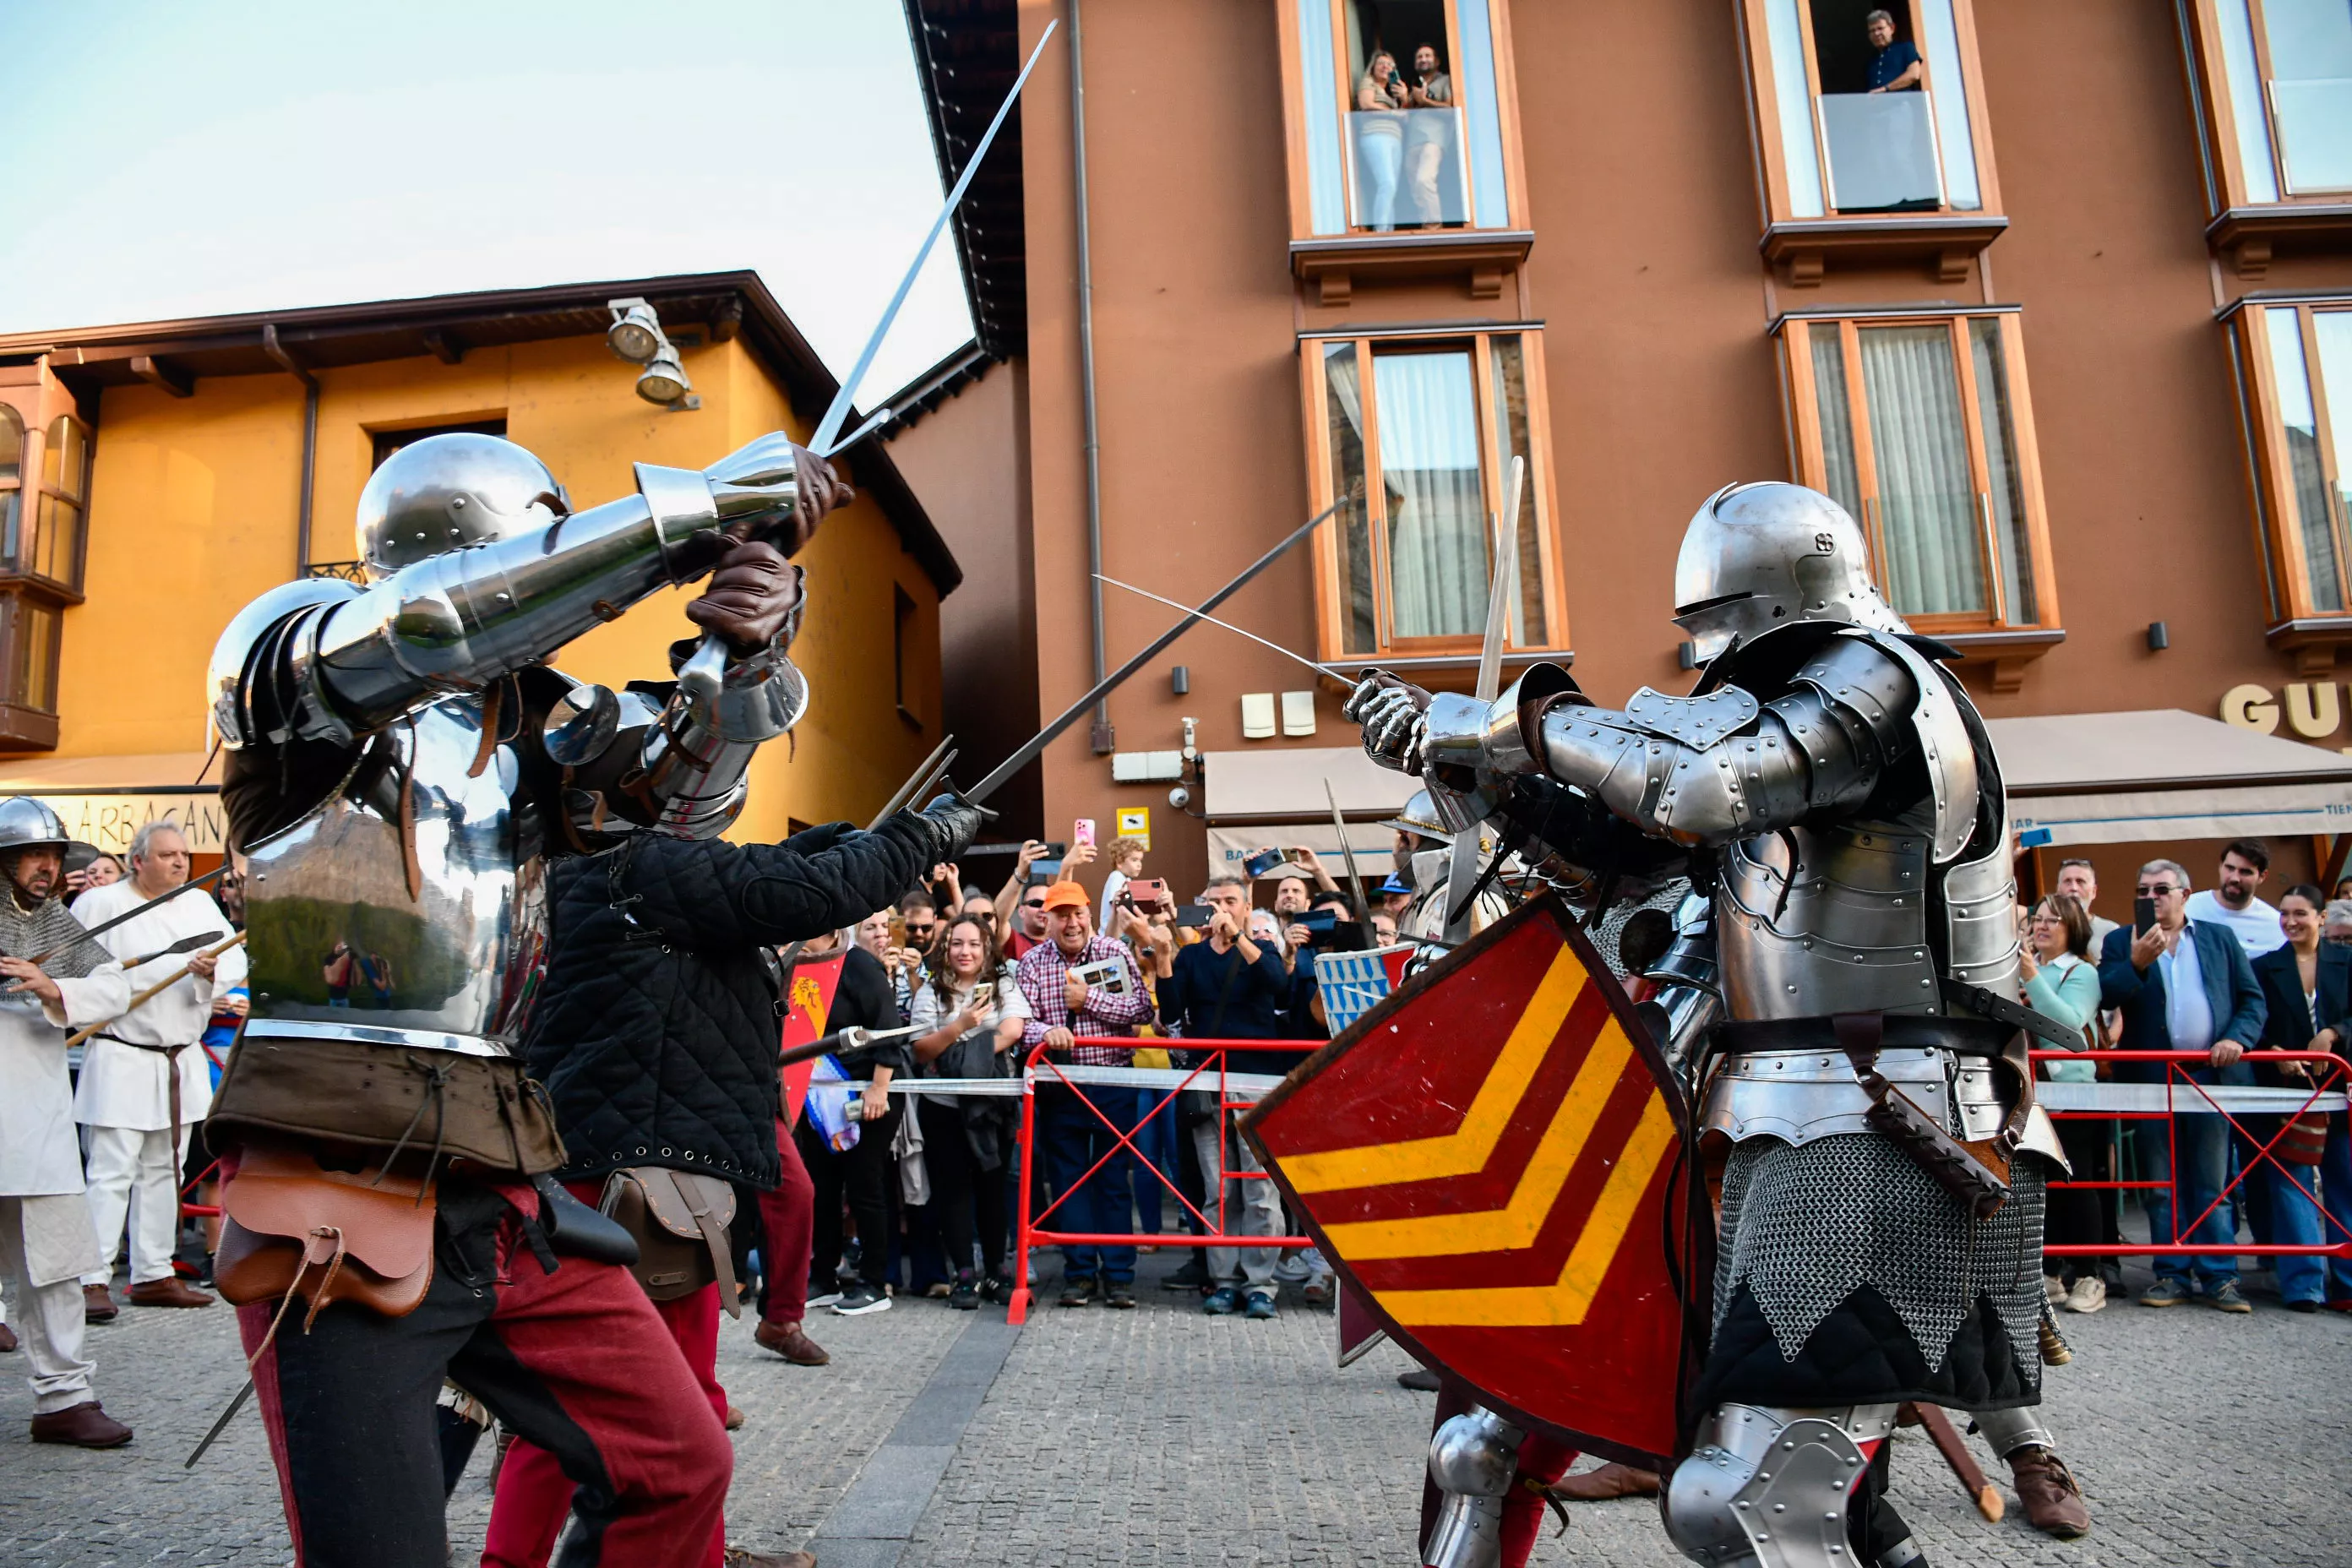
top-left (208, 577), bottom-right (365, 749)
top-left (1623, 686), bottom-right (1761, 749)
top-left (1871, 633), bottom-right (1980, 864)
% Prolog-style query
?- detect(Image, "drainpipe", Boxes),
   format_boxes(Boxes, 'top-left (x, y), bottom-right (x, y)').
top-left (1070, 0), bottom-right (1111, 752)
top-left (263, 324), bottom-right (318, 576)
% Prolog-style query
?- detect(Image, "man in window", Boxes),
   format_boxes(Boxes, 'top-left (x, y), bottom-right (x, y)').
top-left (1403, 43), bottom-right (1455, 226)
top-left (1865, 9), bottom-right (1924, 92)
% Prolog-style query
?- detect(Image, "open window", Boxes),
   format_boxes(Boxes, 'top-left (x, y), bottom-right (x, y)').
top-left (1278, 0), bottom-right (1530, 303)
top-left (2187, 0), bottom-right (2352, 275)
top-left (28, 413), bottom-right (89, 593)
top-left (1740, 0), bottom-right (2004, 283)
top-left (1778, 309), bottom-right (2061, 688)
top-left (2224, 297), bottom-right (2352, 668)
top-left (0, 406), bottom-right (20, 568)
top-left (1300, 327), bottom-right (1564, 663)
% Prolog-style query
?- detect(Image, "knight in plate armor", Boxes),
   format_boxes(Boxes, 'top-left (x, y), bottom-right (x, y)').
top-left (200, 430), bottom-right (972, 1565)
top-left (1347, 482), bottom-right (2072, 1568)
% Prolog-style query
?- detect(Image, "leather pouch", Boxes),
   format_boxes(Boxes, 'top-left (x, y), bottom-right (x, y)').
top-left (213, 1142), bottom-right (438, 1320)
top-left (599, 1168), bottom-right (741, 1316)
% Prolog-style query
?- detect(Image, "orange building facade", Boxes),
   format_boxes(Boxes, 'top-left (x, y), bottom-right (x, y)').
top-left (887, 0), bottom-right (2352, 917)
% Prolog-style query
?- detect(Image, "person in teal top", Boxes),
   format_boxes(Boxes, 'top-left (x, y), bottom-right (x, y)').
top-left (2023, 893), bottom-right (2111, 1313)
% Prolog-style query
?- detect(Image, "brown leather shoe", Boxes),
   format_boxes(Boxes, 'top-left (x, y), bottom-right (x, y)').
top-left (754, 1318), bottom-right (830, 1366)
top-left (30, 1400), bottom-right (133, 1448)
top-left (82, 1284), bottom-right (118, 1323)
top-left (725, 1404), bottom-right (747, 1431)
top-left (722, 1549), bottom-right (814, 1567)
top-left (127, 1278), bottom-right (215, 1309)
top-left (2010, 1446), bottom-right (2091, 1539)
top-left (0, 1321), bottom-right (18, 1353)
top-left (1552, 1461), bottom-right (1662, 1501)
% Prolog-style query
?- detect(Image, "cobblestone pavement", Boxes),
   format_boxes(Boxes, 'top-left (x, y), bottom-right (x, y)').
top-left (3, 1254), bottom-right (2346, 1566)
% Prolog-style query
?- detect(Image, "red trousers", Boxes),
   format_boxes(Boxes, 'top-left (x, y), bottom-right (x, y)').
top-left (756, 1117), bottom-right (814, 1326)
top-left (237, 1177), bottom-right (729, 1568)
top-left (485, 1282), bottom-right (727, 1568)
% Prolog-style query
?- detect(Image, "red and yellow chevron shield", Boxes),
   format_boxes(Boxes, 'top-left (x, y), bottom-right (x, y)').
top-left (1244, 895), bottom-right (1709, 1467)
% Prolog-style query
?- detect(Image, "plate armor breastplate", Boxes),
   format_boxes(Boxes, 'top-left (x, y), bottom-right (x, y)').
top-left (242, 694), bottom-right (547, 1058)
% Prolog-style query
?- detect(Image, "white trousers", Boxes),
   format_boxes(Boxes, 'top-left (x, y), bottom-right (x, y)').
top-left (80, 1124), bottom-right (186, 1288)
top-left (0, 1197), bottom-right (96, 1413)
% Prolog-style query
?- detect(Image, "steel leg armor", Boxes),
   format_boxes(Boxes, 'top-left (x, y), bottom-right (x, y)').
top-left (1423, 1405), bottom-right (1525, 1568)
top-left (1664, 1405), bottom-right (1895, 1568)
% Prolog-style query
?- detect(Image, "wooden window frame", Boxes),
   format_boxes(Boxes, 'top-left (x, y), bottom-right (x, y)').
top-left (1778, 309), bottom-right (2061, 678)
top-left (13, 411), bottom-right (92, 601)
top-left (2226, 297), bottom-right (2352, 668)
top-left (2188, 0), bottom-right (2352, 211)
top-left (1738, 0), bottom-right (2005, 282)
top-left (1276, 0), bottom-right (1533, 303)
top-left (0, 401), bottom-right (22, 574)
top-left (1298, 325), bottom-right (1567, 664)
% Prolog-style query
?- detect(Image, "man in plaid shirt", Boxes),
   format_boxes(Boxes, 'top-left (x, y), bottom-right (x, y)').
top-left (1015, 881), bottom-right (1152, 1305)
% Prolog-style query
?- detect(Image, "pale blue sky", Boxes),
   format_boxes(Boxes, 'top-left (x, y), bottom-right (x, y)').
top-left (0, 0), bottom-right (974, 407)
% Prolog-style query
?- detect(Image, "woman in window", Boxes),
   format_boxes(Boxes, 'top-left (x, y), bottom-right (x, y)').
top-left (906, 913), bottom-right (1029, 1309)
top-left (1353, 51), bottom-right (1408, 231)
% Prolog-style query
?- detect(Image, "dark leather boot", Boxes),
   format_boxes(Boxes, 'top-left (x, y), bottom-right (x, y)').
top-left (127, 1278), bottom-right (215, 1309)
top-left (2010, 1446), bottom-right (2091, 1538)
top-left (30, 1401), bottom-right (133, 1448)
top-left (754, 1318), bottom-right (830, 1366)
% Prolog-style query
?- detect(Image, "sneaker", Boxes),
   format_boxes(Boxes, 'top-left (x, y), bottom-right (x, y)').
top-left (1272, 1254), bottom-right (1311, 1285)
top-left (831, 1284), bottom-right (891, 1316)
top-left (1164, 1256), bottom-right (1209, 1291)
top-left (2063, 1277), bottom-right (2107, 1315)
top-left (2287, 1298), bottom-right (2320, 1314)
top-left (804, 1288), bottom-right (843, 1311)
top-left (2208, 1280), bottom-right (2252, 1314)
top-left (2139, 1278), bottom-right (2191, 1308)
top-left (1396, 1368), bottom-right (1442, 1392)
top-left (1301, 1272), bottom-right (1334, 1307)
top-left (1103, 1282), bottom-right (1137, 1309)
top-left (980, 1273), bottom-right (1013, 1305)
top-left (2043, 1274), bottom-right (2067, 1304)
top-left (1244, 1291), bottom-right (1278, 1320)
top-left (1203, 1286), bottom-right (1239, 1315)
top-left (1058, 1277), bottom-right (1097, 1309)
top-left (948, 1277), bottom-right (981, 1311)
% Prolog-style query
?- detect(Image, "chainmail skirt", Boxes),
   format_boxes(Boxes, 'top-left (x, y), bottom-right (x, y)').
top-left (1692, 1130), bottom-right (2049, 1412)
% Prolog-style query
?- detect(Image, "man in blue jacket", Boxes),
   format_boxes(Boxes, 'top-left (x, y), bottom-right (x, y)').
top-left (2099, 858), bottom-right (2267, 1311)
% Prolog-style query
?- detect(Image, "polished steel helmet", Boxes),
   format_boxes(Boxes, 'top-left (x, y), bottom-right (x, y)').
top-left (0, 797), bottom-right (71, 853)
top-left (1670, 482), bottom-right (1907, 662)
top-left (1379, 789), bottom-right (1451, 839)
top-left (355, 433), bottom-right (572, 582)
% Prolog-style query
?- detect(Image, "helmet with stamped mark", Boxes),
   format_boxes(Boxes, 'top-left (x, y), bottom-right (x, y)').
top-left (1670, 482), bottom-right (1906, 662)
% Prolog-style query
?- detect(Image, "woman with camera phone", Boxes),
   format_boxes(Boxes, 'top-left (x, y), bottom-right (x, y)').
top-left (907, 915), bottom-right (1030, 1308)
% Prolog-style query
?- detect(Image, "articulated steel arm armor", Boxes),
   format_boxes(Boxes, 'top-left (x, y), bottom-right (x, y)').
top-left (210, 431), bottom-right (828, 1058)
top-left (1413, 632), bottom-right (1917, 850)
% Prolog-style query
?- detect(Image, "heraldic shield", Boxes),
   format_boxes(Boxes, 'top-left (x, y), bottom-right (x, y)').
top-left (1243, 895), bottom-right (1712, 1469)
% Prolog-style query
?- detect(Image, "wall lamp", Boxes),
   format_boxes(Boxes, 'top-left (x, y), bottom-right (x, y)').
top-left (606, 297), bottom-right (698, 410)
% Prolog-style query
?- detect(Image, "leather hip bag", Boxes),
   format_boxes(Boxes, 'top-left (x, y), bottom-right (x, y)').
top-left (599, 1168), bottom-right (741, 1317)
top-left (213, 1140), bottom-right (438, 1323)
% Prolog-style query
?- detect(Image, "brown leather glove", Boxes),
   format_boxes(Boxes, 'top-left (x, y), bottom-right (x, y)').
top-left (775, 447), bottom-right (857, 557)
top-left (685, 540), bottom-right (803, 654)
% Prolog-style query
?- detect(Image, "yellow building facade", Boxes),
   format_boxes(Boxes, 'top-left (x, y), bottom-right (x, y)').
top-left (0, 273), bottom-right (955, 859)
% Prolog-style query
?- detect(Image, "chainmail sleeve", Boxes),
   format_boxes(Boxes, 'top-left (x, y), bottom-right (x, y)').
top-left (1527, 634), bottom-right (1919, 848)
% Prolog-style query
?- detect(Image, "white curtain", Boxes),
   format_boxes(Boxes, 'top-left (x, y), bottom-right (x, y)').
top-left (1859, 324), bottom-right (1983, 616)
top-left (1374, 350), bottom-right (1486, 638)
top-left (1809, 329), bottom-right (1863, 521)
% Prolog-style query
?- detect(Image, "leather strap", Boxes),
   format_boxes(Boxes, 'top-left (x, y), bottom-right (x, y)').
top-left (1941, 977), bottom-right (2077, 1050)
top-left (1833, 1011), bottom-right (2011, 1221)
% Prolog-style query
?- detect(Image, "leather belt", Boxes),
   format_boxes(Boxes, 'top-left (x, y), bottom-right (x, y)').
top-left (90, 1035), bottom-right (194, 1163)
top-left (1712, 1014), bottom-right (2012, 1058)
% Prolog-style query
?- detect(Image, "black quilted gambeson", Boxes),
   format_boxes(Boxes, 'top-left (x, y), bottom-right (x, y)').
top-left (523, 816), bottom-right (930, 1190)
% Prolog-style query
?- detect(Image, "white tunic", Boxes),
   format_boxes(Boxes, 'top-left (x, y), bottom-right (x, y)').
top-left (69, 880), bottom-right (245, 1133)
top-left (0, 966), bottom-right (131, 1196)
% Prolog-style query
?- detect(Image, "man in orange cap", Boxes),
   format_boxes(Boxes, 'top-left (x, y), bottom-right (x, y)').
top-left (1013, 881), bottom-right (1152, 1307)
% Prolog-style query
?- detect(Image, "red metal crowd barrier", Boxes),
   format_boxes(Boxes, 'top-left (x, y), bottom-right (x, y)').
top-left (1010, 1037), bottom-right (1318, 1325)
top-left (2034, 1048), bottom-right (2351, 1261)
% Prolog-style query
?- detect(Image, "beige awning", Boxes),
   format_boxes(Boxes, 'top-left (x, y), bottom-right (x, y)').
top-left (1989, 709), bottom-right (2352, 847)
top-left (1202, 745), bottom-right (1417, 825)
top-left (0, 751), bottom-right (224, 855)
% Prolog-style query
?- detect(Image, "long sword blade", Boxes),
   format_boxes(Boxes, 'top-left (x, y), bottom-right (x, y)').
top-left (809, 21), bottom-right (1059, 455)
top-left (26, 862), bottom-right (231, 966)
top-left (1093, 576), bottom-right (1328, 674)
top-left (1446, 456), bottom-right (1526, 941)
top-left (963, 500), bottom-right (1341, 805)
top-left (1324, 777), bottom-right (1372, 926)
